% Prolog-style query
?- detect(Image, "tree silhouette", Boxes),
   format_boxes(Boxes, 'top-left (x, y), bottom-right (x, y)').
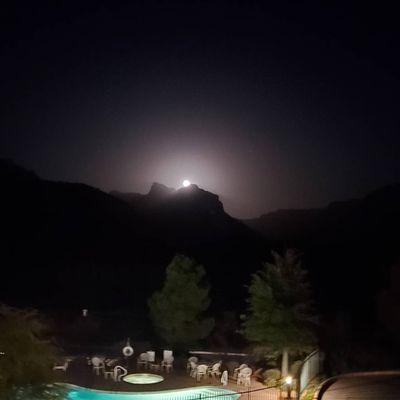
top-left (242, 249), bottom-right (317, 374)
top-left (0, 304), bottom-right (58, 399)
top-left (148, 254), bottom-right (214, 348)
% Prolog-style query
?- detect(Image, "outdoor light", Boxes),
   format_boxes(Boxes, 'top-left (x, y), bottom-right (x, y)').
top-left (285, 375), bottom-right (293, 385)
top-left (182, 179), bottom-right (191, 187)
top-left (284, 375), bottom-right (293, 400)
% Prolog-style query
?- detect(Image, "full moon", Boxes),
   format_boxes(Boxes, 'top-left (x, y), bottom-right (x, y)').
top-left (182, 179), bottom-right (191, 187)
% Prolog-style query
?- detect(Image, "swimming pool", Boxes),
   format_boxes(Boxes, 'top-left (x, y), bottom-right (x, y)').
top-left (60, 384), bottom-right (240, 400)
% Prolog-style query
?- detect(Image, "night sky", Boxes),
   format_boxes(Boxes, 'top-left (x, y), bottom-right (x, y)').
top-left (2, 1), bottom-right (400, 217)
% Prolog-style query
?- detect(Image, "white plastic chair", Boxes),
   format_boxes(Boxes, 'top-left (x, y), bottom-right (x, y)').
top-left (103, 359), bottom-right (119, 379)
top-left (161, 355), bottom-right (174, 373)
top-left (187, 356), bottom-right (198, 373)
top-left (233, 363), bottom-right (248, 379)
top-left (189, 360), bottom-right (198, 377)
top-left (237, 367), bottom-right (252, 387)
top-left (163, 350), bottom-right (173, 360)
top-left (146, 351), bottom-right (155, 362)
top-left (137, 352), bottom-right (149, 369)
top-left (113, 365), bottom-right (128, 381)
top-left (105, 358), bottom-right (119, 367)
top-left (221, 370), bottom-right (228, 386)
top-left (53, 359), bottom-right (70, 372)
top-left (91, 357), bottom-right (105, 375)
top-left (195, 364), bottom-right (208, 382)
top-left (209, 361), bottom-right (222, 379)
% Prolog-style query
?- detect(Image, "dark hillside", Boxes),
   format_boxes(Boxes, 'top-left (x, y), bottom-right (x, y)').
top-left (245, 185), bottom-right (400, 317)
top-left (1, 160), bottom-right (267, 313)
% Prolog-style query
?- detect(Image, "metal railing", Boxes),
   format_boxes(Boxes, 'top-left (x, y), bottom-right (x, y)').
top-left (151, 386), bottom-right (281, 400)
top-left (299, 349), bottom-right (322, 395)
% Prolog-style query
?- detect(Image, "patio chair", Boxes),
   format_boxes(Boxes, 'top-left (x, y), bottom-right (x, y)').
top-left (237, 367), bottom-right (252, 387)
top-left (233, 363), bottom-right (248, 379)
top-left (161, 355), bottom-right (174, 373)
top-left (91, 357), bottom-right (105, 375)
top-left (137, 352), bottom-right (149, 369)
top-left (209, 361), bottom-right (222, 379)
top-left (105, 358), bottom-right (119, 367)
top-left (103, 359), bottom-right (119, 379)
top-left (146, 351), bottom-right (155, 362)
top-left (189, 360), bottom-right (198, 377)
top-left (187, 356), bottom-right (198, 373)
top-left (53, 358), bottom-right (70, 372)
top-left (163, 350), bottom-right (173, 360)
top-left (113, 365), bottom-right (128, 382)
top-left (195, 364), bottom-right (208, 382)
top-left (221, 370), bottom-right (228, 386)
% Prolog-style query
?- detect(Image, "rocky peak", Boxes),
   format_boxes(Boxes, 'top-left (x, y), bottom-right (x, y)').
top-left (148, 182), bottom-right (175, 199)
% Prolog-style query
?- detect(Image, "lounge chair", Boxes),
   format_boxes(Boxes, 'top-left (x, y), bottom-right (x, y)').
top-left (53, 358), bottom-right (70, 372)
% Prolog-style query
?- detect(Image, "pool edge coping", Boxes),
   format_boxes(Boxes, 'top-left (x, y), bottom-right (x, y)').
top-left (53, 382), bottom-right (240, 396)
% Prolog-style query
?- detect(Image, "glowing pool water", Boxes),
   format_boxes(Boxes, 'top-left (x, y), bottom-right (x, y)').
top-left (62, 384), bottom-right (240, 400)
top-left (123, 374), bottom-right (164, 384)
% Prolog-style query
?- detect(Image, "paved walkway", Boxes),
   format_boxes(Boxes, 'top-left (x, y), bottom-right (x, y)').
top-left (322, 375), bottom-right (400, 400)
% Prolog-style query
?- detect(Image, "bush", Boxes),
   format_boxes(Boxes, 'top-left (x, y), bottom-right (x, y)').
top-left (0, 305), bottom-right (57, 398)
top-left (263, 368), bottom-right (281, 386)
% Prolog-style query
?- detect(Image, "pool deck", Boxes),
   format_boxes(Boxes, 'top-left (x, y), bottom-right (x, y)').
top-left (55, 358), bottom-right (274, 398)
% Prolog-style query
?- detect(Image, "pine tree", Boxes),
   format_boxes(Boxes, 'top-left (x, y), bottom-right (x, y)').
top-left (148, 254), bottom-right (214, 348)
top-left (242, 249), bottom-right (317, 373)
